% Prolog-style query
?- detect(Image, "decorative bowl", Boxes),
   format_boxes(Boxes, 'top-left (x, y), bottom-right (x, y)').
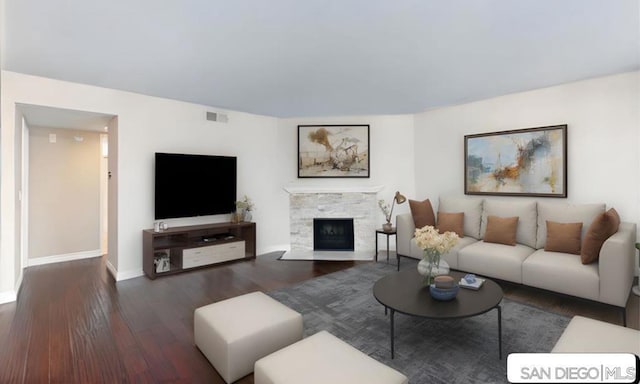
top-left (429, 284), bottom-right (459, 301)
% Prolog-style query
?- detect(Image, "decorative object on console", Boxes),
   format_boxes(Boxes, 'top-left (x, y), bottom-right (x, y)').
top-left (464, 124), bottom-right (567, 197)
top-left (297, 124), bottom-right (370, 178)
top-left (379, 191), bottom-right (406, 232)
top-left (235, 195), bottom-right (255, 222)
top-left (414, 225), bottom-right (459, 285)
top-left (154, 250), bottom-right (171, 273)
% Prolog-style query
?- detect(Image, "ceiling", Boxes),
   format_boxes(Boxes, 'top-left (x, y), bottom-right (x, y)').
top-left (3, 0), bottom-right (639, 118)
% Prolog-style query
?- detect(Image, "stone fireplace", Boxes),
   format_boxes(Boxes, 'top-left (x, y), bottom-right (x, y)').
top-left (284, 185), bottom-right (383, 254)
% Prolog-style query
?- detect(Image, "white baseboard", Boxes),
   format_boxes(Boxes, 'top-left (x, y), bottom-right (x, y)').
top-left (0, 290), bottom-right (17, 305)
top-left (0, 270), bottom-right (24, 304)
top-left (27, 249), bottom-right (102, 267)
top-left (115, 269), bottom-right (144, 281)
top-left (105, 259), bottom-right (118, 280)
top-left (105, 260), bottom-right (143, 281)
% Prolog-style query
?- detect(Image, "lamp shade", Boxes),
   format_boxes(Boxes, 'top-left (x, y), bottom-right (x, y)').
top-left (394, 191), bottom-right (407, 205)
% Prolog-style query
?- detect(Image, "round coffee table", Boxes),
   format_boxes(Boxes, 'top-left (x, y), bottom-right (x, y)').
top-left (373, 269), bottom-right (504, 359)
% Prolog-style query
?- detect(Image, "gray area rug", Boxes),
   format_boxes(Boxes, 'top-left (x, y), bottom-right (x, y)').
top-left (267, 261), bottom-right (571, 384)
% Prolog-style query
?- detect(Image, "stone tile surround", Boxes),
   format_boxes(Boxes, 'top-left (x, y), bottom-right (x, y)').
top-left (284, 185), bottom-right (383, 253)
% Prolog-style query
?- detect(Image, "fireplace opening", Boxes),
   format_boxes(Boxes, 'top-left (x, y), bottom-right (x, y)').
top-left (313, 218), bottom-right (355, 251)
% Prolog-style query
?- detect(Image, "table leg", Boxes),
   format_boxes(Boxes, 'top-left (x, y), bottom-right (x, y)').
top-left (375, 233), bottom-right (379, 262)
top-left (386, 234), bottom-right (390, 262)
top-left (395, 233), bottom-right (400, 271)
top-left (497, 305), bottom-right (502, 359)
top-left (390, 308), bottom-right (395, 359)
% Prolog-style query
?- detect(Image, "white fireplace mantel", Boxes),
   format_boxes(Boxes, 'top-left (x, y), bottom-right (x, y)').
top-left (283, 184), bottom-right (384, 194)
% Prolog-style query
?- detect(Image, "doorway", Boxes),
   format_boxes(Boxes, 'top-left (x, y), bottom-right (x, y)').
top-left (17, 104), bottom-right (116, 270)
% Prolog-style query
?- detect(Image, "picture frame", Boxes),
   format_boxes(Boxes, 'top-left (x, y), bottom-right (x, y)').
top-left (464, 124), bottom-right (567, 197)
top-left (298, 124), bottom-right (370, 178)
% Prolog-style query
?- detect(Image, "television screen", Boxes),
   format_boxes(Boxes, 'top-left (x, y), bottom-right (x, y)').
top-left (155, 152), bottom-right (237, 220)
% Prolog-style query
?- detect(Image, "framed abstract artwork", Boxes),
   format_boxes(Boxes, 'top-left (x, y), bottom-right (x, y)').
top-left (464, 125), bottom-right (567, 197)
top-left (298, 124), bottom-right (370, 178)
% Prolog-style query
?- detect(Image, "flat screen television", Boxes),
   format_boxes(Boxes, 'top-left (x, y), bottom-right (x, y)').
top-left (154, 152), bottom-right (237, 220)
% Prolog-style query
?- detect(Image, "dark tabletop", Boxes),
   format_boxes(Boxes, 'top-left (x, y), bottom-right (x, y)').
top-left (373, 269), bottom-right (503, 319)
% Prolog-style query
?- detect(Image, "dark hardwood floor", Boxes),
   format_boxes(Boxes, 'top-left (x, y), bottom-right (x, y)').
top-left (0, 252), bottom-right (637, 383)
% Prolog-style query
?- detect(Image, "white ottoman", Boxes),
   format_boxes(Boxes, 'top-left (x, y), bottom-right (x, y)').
top-left (254, 330), bottom-right (408, 384)
top-left (194, 291), bottom-right (303, 384)
top-left (552, 315), bottom-right (640, 354)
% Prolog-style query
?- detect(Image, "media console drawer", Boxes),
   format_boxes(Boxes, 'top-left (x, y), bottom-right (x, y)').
top-left (182, 241), bottom-right (246, 269)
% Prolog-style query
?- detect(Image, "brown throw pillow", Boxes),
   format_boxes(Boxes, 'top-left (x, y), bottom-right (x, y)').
top-left (545, 221), bottom-right (583, 255)
top-left (409, 199), bottom-right (436, 228)
top-left (581, 208), bottom-right (620, 264)
top-left (437, 212), bottom-right (464, 237)
top-left (484, 215), bottom-right (518, 246)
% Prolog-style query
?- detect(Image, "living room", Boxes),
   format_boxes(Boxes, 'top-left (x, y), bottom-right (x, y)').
top-left (0, 1), bottom-right (639, 382)
top-left (1, 68), bottom-right (637, 295)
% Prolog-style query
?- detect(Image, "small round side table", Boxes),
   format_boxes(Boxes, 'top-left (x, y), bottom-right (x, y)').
top-left (633, 243), bottom-right (640, 296)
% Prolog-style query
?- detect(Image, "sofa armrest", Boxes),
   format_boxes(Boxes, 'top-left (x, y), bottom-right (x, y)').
top-left (396, 213), bottom-right (415, 257)
top-left (598, 222), bottom-right (637, 307)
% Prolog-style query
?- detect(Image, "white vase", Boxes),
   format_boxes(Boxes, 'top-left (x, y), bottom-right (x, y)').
top-left (244, 210), bottom-right (252, 222)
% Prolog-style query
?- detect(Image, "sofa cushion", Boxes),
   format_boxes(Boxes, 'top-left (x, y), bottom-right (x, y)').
top-left (581, 208), bottom-right (620, 264)
top-left (522, 249), bottom-right (599, 302)
top-left (437, 212), bottom-right (464, 237)
top-left (457, 241), bottom-right (535, 283)
top-left (438, 197), bottom-right (483, 239)
top-left (409, 198), bottom-right (436, 229)
top-left (536, 202), bottom-right (605, 249)
top-left (483, 216), bottom-right (518, 246)
top-left (544, 221), bottom-right (582, 255)
top-left (480, 200), bottom-right (537, 248)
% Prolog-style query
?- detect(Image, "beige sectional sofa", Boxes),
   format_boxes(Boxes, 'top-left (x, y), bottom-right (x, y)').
top-left (397, 197), bottom-right (637, 312)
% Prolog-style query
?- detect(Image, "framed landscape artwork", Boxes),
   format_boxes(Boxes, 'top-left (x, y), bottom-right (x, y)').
top-left (464, 125), bottom-right (567, 197)
top-left (298, 124), bottom-right (370, 178)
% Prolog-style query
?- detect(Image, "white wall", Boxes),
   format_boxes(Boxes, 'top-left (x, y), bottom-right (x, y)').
top-left (28, 127), bottom-right (101, 260)
top-left (278, 115), bottom-right (417, 249)
top-left (414, 71), bottom-right (639, 271)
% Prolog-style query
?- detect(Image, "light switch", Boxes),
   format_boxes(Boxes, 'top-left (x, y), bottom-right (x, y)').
top-left (49, 133), bottom-right (56, 143)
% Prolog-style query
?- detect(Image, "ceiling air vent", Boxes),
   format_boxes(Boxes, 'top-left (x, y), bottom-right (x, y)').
top-left (206, 111), bottom-right (229, 123)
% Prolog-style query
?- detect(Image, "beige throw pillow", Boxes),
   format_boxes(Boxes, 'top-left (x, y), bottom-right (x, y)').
top-left (409, 199), bottom-right (436, 229)
top-left (483, 215), bottom-right (518, 246)
top-left (545, 221), bottom-right (583, 255)
top-left (437, 212), bottom-right (464, 237)
top-left (581, 208), bottom-right (620, 264)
